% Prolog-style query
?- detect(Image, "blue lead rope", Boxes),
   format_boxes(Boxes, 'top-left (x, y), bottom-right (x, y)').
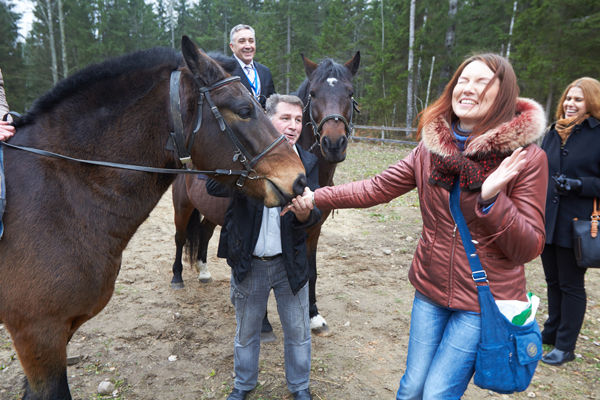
top-left (449, 180), bottom-right (488, 284)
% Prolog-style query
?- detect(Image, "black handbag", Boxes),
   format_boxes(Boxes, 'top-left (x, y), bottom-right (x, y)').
top-left (449, 182), bottom-right (541, 394)
top-left (572, 197), bottom-right (600, 268)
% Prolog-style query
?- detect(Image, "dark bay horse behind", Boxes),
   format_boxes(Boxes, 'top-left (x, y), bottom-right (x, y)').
top-left (0, 36), bottom-right (306, 400)
top-left (170, 52), bottom-right (360, 336)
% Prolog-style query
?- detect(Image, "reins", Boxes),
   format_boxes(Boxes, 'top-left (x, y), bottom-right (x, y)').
top-left (0, 70), bottom-right (286, 186)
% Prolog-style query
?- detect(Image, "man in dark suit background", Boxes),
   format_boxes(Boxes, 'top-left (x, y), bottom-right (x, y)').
top-left (229, 24), bottom-right (275, 108)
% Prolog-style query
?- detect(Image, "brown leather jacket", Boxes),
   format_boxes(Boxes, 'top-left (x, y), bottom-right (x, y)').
top-left (315, 98), bottom-right (548, 312)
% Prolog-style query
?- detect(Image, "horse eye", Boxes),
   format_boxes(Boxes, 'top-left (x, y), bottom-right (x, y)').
top-left (238, 107), bottom-right (252, 119)
top-left (310, 91), bottom-right (316, 98)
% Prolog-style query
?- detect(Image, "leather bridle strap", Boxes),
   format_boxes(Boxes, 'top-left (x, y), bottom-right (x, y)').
top-left (0, 140), bottom-right (262, 177)
top-left (305, 95), bottom-right (359, 152)
top-left (198, 78), bottom-right (286, 186)
top-left (169, 70), bottom-right (191, 165)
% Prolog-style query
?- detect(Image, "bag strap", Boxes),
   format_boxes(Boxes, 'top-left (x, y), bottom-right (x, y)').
top-left (591, 198), bottom-right (599, 238)
top-left (449, 180), bottom-right (489, 286)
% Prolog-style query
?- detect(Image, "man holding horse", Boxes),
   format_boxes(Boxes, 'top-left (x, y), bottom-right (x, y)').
top-left (229, 24), bottom-right (275, 108)
top-left (208, 94), bottom-right (319, 400)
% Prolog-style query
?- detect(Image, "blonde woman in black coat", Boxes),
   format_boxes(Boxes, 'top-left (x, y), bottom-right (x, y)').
top-left (540, 77), bottom-right (600, 365)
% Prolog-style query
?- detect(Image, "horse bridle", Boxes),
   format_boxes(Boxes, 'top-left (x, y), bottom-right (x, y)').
top-left (168, 70), bottom-right (286, 187)
top-left (0, 70), bottom-right (286, 189)
top-left (304, 93), bottom-right (360, 152)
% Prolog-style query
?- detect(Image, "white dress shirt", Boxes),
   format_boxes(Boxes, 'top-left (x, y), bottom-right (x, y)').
top-left (253, 146), bottom-right (299, 257)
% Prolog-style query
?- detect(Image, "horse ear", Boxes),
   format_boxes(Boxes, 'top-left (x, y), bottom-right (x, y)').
top-left (301, 54), bottom-right (318, 78)
top-left (181, 35), bottom-right (212, 86)
top-left (344, 51), bottom-right (360, 77)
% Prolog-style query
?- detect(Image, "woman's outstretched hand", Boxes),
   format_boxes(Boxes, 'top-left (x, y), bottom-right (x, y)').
top-left (481, 147), bottom-right (527, 200)
top-left (0, 120), bottom-right (15, 141)
top-left (280, 187), bottom-right (314, 220)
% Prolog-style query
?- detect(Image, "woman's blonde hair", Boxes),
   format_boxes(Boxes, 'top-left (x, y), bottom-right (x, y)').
top-left (555, 77), bottom-right (600, 120)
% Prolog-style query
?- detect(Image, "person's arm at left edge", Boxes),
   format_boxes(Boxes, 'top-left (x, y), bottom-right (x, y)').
top-left (0, 121), bottom-right (15, 141)
top-left (0, 68), bottom-right (15, 141)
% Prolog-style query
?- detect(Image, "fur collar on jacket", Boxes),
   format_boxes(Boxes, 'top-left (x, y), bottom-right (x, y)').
top-left (422, 98), bottom-right (547, 157)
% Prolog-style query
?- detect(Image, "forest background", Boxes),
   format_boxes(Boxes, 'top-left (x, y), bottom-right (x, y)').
top-left (1, 0), bottom-right (599, 130)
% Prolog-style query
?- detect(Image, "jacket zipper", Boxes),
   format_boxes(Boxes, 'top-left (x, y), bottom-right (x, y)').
top-left (448, 224), bottom-right (457, 307)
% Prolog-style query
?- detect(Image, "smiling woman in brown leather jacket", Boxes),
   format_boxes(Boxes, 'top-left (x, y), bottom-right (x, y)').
top-left (284, 53), bottom-right (548, 399)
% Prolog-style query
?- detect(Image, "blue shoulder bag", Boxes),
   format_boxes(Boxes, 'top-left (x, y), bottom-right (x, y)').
top-left (449, 181), bottom-right (542, 394)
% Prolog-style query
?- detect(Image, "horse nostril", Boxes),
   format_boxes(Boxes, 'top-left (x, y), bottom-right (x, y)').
top-left (322, 136), bottom-right (331, 148)
top-left (293, 174), bottom-right (307, 196)
top-left (339, 135), bottom-right (348, 147)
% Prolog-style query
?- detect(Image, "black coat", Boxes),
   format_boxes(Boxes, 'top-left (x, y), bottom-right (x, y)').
top-left (230, 58), bottom-right (275, 109)
top-left (541, 116), bottom-right (600, 248)
top-left (209, 146), bottom-right (321, 294)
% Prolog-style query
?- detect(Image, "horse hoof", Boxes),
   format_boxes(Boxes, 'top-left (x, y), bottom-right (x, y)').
top-left (260, 330), bottom-right (277, 343)
top-left (197, 272), bottom-right (212, 283)
top-left (310, 314), bottom-right (331, 336)
top-left (170, 281), bottom-right (185, 290)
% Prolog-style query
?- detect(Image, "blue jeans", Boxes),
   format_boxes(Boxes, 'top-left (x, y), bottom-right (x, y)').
top-left (230, 257), bottom-right (311, 393)
top-left (396, 291), bottom-right (481, 400)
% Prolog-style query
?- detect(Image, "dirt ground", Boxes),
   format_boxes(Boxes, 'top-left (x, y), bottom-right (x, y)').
top-left (1, 142), bottom-right (599, 400)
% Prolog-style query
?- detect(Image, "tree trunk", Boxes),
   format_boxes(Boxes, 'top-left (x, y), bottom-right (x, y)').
top-left (169, 0), bottom-right (175, 48)
top-left (506, 1), bottom-right (518, 59)
top-left (415, 11), bottom-right (428, 113)
top-left (57, 0), bottom-right (68, 77)
top-left (425, 56), bottom-right (435, 108)
top-left (405, 0), bottom-right (415, 130)
top-left (380, 0), bottom-right (386, 99)
top-left (45, 0), bottom-right (59, 84)
top-left (441, 0), bottom-right (457, 83)
top-left (286, 9), bottom-right (291, 94)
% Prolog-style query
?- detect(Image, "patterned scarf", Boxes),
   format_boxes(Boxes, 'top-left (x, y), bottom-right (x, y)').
top-left (429, 151), bottom-right (506, 191)
top-left (555, 113), bottom-right (589, 145)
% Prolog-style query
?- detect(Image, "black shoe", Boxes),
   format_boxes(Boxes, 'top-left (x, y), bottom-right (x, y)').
top-left (541, 348), bottom-right (575, 365)
top-left (292, 389), bottom-right (313, 400)
top-left (227, 388), bottom-right (251, 400)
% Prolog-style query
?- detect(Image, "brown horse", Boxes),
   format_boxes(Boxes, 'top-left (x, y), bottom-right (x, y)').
top-left (169, 52), bottom-right (360, 336)
top-left (0, 36), bottom-right (306, 400)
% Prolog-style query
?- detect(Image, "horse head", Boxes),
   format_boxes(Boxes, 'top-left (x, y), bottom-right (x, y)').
top-left (299, 52), bottom-right (360, 163)
top-left (180, 36), bottom-right (306, 207)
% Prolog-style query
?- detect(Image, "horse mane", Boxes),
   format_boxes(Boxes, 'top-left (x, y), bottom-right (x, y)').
top-left (297, 58), bottom-right (352, 103)
top-left (16, 47), bottom-right (183, 127)
top-left (206, 52), bottom-right (237, 75)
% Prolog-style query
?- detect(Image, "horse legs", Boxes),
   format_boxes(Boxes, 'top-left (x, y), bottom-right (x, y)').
top-left (193, 218), bottom-right (216, 283)
top-left (260, 310), bottom-right (276, 343)
top-left (172, 229), bottom-right (187, 289)
top-left (6, 320), bottom-right (72, 400)
top-left (306, 223), bottom-right (331, 336)
top-left (172, 180), bottom-right (195, 289)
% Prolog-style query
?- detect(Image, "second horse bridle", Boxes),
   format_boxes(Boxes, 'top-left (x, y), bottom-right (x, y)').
top-left (304, 93), bottom-right (360, 153)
